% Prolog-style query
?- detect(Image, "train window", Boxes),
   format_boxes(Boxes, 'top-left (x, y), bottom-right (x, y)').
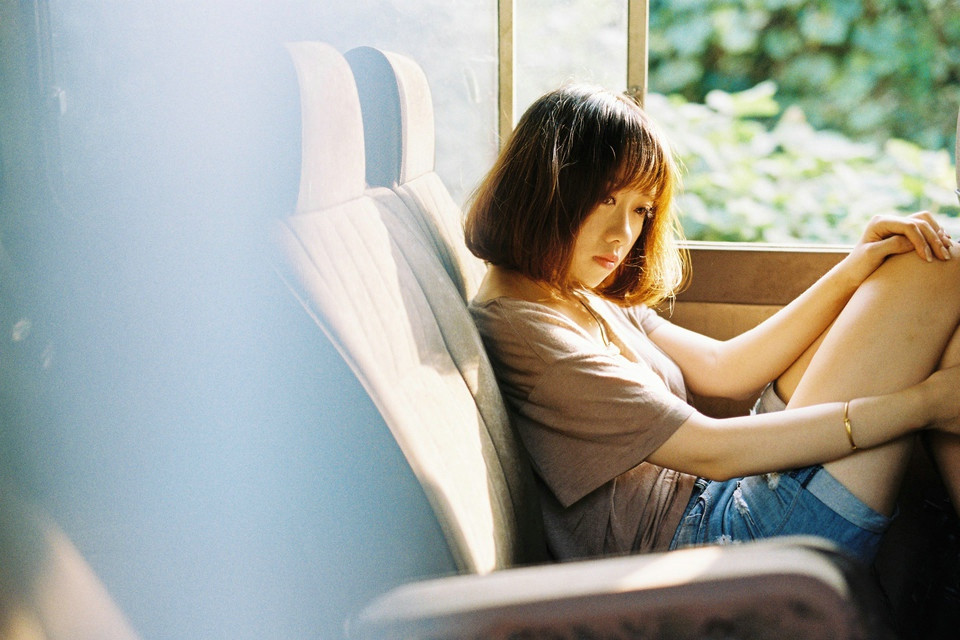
top-left (312, 2), bottom-right (499, 206)
top-left (502, 1), bottom-right (958, 244)
top-left (646, 0), bottom-right (960, 243)
top-left (513, 1), bottom-right (628, 124)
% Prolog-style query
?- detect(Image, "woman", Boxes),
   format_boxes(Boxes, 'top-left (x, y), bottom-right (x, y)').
top-left (465, 84), bottom-right (960, 565)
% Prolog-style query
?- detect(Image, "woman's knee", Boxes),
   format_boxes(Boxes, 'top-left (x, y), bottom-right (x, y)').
top-left (864, 245), bottom-right (960, 305)
top-left (790, 248), bottom-right (960, 403)
top-left (880, 242), bottom-right (960, 280)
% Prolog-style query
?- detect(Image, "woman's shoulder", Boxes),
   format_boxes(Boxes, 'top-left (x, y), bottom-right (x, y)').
top-left (593, 296), bottom-right (668, 335)
top-left (469, 295), bottom-right (582, 348)
top-left (470, 267), bottom-right (580, 343)
top-left (474, 298), bottom-right (630, 388)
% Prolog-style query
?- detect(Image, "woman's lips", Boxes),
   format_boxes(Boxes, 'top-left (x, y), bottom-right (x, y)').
top-left (594, 254), bottom-right (618, 270)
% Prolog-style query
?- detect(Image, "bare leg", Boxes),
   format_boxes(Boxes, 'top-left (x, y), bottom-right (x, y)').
top-left (776, 246), bottom-right (960, 516)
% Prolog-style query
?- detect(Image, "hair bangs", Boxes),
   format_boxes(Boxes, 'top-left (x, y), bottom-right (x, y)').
top-left (605, 105), bottom-right (673, 205)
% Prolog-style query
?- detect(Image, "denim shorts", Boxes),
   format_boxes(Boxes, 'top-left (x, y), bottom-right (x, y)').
top-left (669, 383), bottom-right (892, 565)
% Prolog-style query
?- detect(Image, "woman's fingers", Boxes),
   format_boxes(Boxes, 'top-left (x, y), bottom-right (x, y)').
top-left (867, 217), bottom-right (931, 262)
top-left (865, 213), bottom-right (952, 262)
top-left (868, 234), bottom-right (914, 259)
top-left (908, 211), bottom-right (953, 259)
top-left (902, 221), bottom-right (935, 262)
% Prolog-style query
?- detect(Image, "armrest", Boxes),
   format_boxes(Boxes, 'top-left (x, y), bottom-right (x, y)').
top-left (349, 536), bottom-right (892, 639)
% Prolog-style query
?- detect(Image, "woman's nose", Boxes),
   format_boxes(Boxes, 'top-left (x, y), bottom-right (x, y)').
top-left (607, 208), bottom-right (635, 244)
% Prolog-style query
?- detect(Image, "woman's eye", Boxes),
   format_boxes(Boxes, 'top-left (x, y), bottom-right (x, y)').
top-left (636, 206), bottom-right (654, 219)
top-left (602, 196), bottom-right (615, 206)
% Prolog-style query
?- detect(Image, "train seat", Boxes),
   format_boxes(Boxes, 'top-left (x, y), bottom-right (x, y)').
top-left (278, 41), bottom-right (546, 576)
top-left (278, 40), bottom-right (892, 639)
top-left (343, 45), bottom-right (486, 302)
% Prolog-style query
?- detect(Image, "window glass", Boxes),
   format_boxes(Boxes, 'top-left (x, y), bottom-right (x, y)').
top-left (281, 0), bottom-right (501, 207)
top-left (514, 0), bottom-right (628, 126)
top-left (51, 0), bottom-right (499, 212)
top-left (648, 0), bottom-right (960, 242)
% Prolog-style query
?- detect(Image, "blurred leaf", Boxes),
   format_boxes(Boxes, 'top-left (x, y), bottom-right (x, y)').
top-left (651, 59), bottom-right (703, 93)
top-left (799, 7), bottom-right (850, 46)
top-left (762, 28), bottom-right (803, 61)
top-left (763, 0), bottom-right (805, 9)
top-left (712, 8), bottom-right (767, 54)
top-left (665, 15), bottom-right (713, 56)
top-left (706, 81), bottom-right (780, 118)
top-left (781, 53), bottom-right (837, 91)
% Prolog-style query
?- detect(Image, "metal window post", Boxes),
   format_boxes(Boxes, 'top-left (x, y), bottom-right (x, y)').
top-left (627, 0), bottom-right (649, 107)
top-left (497, 0), bottom-right (514, 149)
top-left (498, 0), bottom-right (648, 144)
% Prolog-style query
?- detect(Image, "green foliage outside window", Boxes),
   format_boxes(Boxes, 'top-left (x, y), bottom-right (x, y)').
top-left (650, 0), bottom-right (960, 150)
top-left (647, 0), bottom-right (960, 242)
top-left (645, 83), bottom-right (959, 242)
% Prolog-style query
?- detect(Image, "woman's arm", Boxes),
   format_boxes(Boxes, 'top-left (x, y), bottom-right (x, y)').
top-left (646, 363), bottom-right (960, 480)
top-left (647, 213), bottom-right (953, 400)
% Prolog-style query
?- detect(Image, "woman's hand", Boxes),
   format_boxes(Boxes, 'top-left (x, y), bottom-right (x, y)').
top-left (842, 212), bottom-right (953, 287)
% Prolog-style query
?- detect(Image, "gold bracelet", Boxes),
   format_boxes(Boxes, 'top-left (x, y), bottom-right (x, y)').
top-left (843, 401), bottom-right (858, 451)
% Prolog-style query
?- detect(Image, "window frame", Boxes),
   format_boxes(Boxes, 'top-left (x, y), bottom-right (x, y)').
top-left (497, 0), bottom-right (649, 143)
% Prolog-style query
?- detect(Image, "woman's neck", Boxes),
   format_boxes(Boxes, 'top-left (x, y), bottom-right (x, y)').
top-left (476, 266), bottom-right (614, 349)
top-left (475, 265), bottom-right (563, 304)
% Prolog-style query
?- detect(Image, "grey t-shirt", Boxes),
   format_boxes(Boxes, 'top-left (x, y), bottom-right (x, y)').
top-left (470, 294), bottom-right (697, 559)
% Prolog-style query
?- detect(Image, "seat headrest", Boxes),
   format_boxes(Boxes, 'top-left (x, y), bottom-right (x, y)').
top-left (346, 46), bottom-right (435, 186)
top-left (286, 42), bottom-right (366, 213)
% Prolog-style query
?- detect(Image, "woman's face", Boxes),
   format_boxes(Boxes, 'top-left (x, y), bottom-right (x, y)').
top-left (567, 185), bottom-right (654, 289)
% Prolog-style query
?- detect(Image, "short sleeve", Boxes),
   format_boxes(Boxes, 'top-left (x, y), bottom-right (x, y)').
top-left (623, 303), bottom-right (668, 335)
top-left (519, 352), bottom-right (694, 506)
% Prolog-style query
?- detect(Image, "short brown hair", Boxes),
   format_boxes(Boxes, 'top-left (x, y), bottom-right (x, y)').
top-left (464, 84), bottom-right (687, 307)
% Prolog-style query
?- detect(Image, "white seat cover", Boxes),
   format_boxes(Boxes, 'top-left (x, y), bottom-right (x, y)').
top-left (280, 42), bottom-right (544, 574)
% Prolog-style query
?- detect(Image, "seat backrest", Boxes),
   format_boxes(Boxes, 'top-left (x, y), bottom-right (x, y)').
top-left (278, 42), bottom-right (546, 575)
top-left (344, 46), bottom-right (487, 302)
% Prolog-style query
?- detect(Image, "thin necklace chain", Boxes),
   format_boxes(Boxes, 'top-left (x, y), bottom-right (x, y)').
top-left (576, 294), bottom-right (611, 347)
top-left (531, 279), bottom-right (613, 349)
